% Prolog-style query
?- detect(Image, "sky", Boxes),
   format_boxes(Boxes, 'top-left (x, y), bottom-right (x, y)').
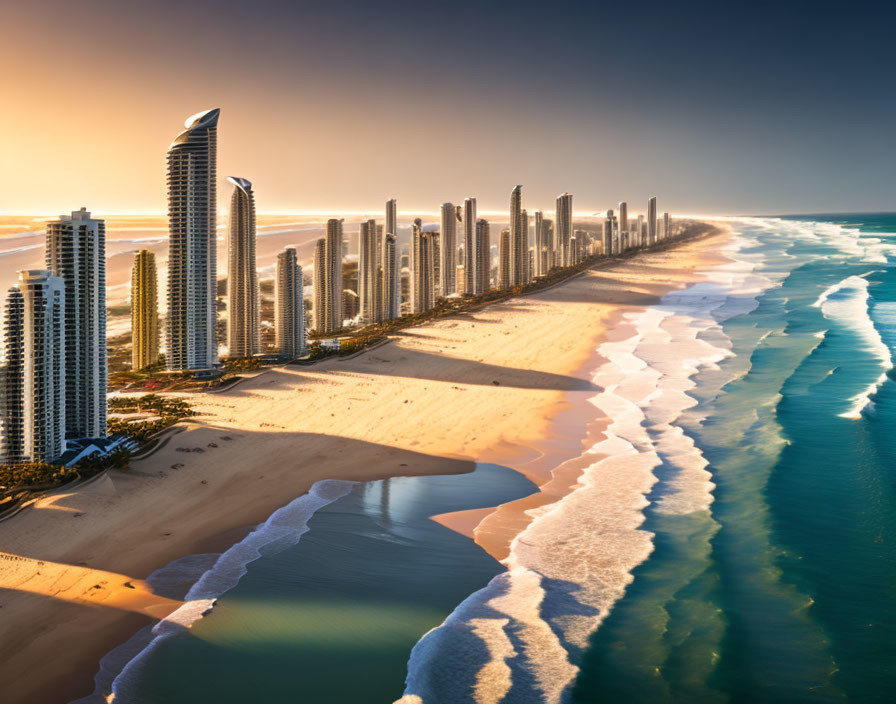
top-left (1, 0), bottom-right (894, 215)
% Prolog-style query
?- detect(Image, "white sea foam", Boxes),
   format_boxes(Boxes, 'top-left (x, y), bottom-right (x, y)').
top-left (813, 275), bottom-right (892, 419)
top-left (74, 480), bottom-right (355, 703)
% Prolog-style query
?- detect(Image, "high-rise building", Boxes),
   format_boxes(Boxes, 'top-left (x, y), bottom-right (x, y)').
top-left (359, 219), bottom-right (378, 322)
top-left (618, 201), bottom-right (628, 238)
top-left (534, 210), bottom-right (548, 278)
top-left (498, 228), bottom-right (511, 289)
top-left (636, 214), bottom-right (645, 248)
top-left (463, 198), bottom-right (478, 294)
top-left (166, 108), bottom-right (220, 371)
top-left (439, 203), bottom-right (456, 297)
top-left (476, 219), bottom-right (490, 293)
top-left (509, 185), bottom-right (525, 286)
top-left (46, 207), bottom-right (106, 439)
top-left (521, 209), bottom-right (531, 283)
top-left (0, 270), bottom-right (66, 463)
top-left (555, 193), bottom-right (573, 266)
top-left (386, 199), bottom-right (398, 238)
top-left (378, 232), bottom-right (399, 321)
top-left (131, 250), bottom-right (159, 371)
top-left (410, 219), bottom-right (436, 313)
top-left (313, 219), bottom-right (344, 334)
top-left (647, 196), bottom-right (657, 245)
top-left (275, 247), bottom-right (305, 358)
top-left (663, 212), bottom-right (671, 240)
top-left (226, 177), bottom-right (259, 358)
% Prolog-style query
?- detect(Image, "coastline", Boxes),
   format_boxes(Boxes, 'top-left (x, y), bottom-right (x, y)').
top-left (0, 224), bottom-right (731, 704)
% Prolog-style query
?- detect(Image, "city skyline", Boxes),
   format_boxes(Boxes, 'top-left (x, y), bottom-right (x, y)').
top-left (2, 1), bottom-right (894, 215)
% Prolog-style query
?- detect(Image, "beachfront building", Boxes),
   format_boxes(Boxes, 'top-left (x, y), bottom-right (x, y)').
top-left (647, 196), bottom-right (657, 245)
top-left (410, 219), bottom-right (437, 314)
top-left (166, 108), bottom-right (220, 371)
top-left (618, 201), bottom-right (628, 239)
top-left (45, 207), bottom-right (106, 439)
top-left (313, 219), bottom-right (344, 334)
top-left (556, 193), bottom-right (573, 266)
top-left (498, 228), bottom-right (511, 289)
top-left (663, 212), bottom-right (671, 240)
top-left (509, 185), bottom-right (525, 286)
top-left (521, 209), bottom-right (531, 283)
top-left (275, 247), bottom-right (305, 358)
top-left (359, 219), bottom-right (378, 322)
top-left (476, 218), bottom-right (491, 292)
top-left (378, 232), bottom-right (399, 321)
top-left (386, 199), bottom-right (397, 240)
top-left (532, 211), bottom-right (545, 277)
top-left (463, 197), bottom-right (479, 295)
top-left (131, 250), bottom-right (159, 371)
top-left (0, 271), bottom-right (66, 463)
top-left (439, 202), bottom-right (456, 297)
top-left (226, 177), bottom-right (259, 358)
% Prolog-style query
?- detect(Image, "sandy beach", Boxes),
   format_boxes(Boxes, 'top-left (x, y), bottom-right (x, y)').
top-left (0, 225), bottom-right (730, 704)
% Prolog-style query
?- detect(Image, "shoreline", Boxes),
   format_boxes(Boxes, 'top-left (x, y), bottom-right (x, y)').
top-left (0, 224), bottom-right (732, 704)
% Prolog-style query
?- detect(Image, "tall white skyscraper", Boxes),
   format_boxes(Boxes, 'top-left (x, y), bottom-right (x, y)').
top-left (46, 207), bottom-right (106, 439)
top-left (647, 196), bottom-right (657, 245)
top-left (166, 108), bottom-right (220, 371)
top-left (555, 193), bottom-right (573, 266)
top-left (0, 271), bottom-right (66, 463)
top-left (463, 197), bottom-right (478, 294)
top-left (618, 201), bottom-right (628, 237)
top-left (379, 232), bottom-right (399, 321)
top-left (509, 185), bottom-right (525, 286)
top-left (439, 202), bottom-right (456, 297)
top-left (275, 247), bottom-right (305, 358)
top-left (359, 219), bottom-right (378, 322)
top-left (313, 219), bottom-right (344, 334)
top-left (227, 177), bottom-right (259, 358)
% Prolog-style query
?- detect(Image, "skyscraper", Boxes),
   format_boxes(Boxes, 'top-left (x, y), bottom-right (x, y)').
top-left (476, 219), bottom-right (490, 293)
top-left (46, 207), bottom-right (106, 439)
top-left (463, 198), bottom-right (478, 294)
top-left (379, 232), bottom-right (399, 321)
top-left (166, 108), bottom-right (220, 371)
top-left (647, 196), bottom-right (657, 245)
top-left (439, 202), bottom-right (456, 297)
top-left (534, 210), bottom-right (548, 277)
top-left (131, 250), bottom-right (159, 371)
top-left (663, 211), bottom-right (671, 240)
top-left (359, 219), bottom-right (378, 321)
top-left (556, 193), bottom-right (573, 266)
top-left (0, 271), bottom-right (66, 463)
top-left (386, 199), bottom-right (397, 239)
top-left (410, 219), bottom-right (436, 313)
top-left (226, 177), bottom-right (259, 358)
top-left (313, 219), bottom-right (344, 334)
top-left (618, 201), bottom-right (628, 238)
top-left (275, 247), bottom-right (305, 358)
top-left (498, 228), bottom-right (511, 289)
top-left (521, 209), bottom-right (530, 283)
top-left (509, 185), bottom-right (524, 286)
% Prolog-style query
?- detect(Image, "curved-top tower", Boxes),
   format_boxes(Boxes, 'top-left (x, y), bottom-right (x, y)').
top-left (226, 176), bottom-right (259, 358)
top-left (166, 108), bottom-right (220, 371)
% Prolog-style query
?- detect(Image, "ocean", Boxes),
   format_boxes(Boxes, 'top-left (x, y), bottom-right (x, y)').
top-left (74, 215), bottom-right (896, 703)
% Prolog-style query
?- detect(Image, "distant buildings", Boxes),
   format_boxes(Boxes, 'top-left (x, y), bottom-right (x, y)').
top-left (555, 193), bottom-right (573, 266)
top-left (131, 250), bottom-right (159, 371)
top-left (275, 247), bottom-right (305, 358)
top-left (46, 207), bottom-right (106, 439)
top-left (166, 108), bottom-right (220, 371)
top-left (313, 219), bottom-right (344, 334)
top-left (379, 232), bottom-right (399, 321)
top-left (533, 210), bottom-right (548, 277)
top-left (227, 177), bottom-right (259, 358)
top-left (510, 185), bottom-right (525, 286)
top-left (647, 196), bottom-right (657, 245)
top-left (663, 211), bottom-right (671, 240)
top-left (386, 199), bottom-right (398, 240)
top-left (0, 271), bottom-right (66, 463)
top-left (440, 202), bottom-right (456, 297)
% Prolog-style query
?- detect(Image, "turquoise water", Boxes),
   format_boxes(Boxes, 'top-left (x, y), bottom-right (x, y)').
top-left (573, 214), bottom-right (896, 703)
top-left (102, 215), bottom-right (896, 703)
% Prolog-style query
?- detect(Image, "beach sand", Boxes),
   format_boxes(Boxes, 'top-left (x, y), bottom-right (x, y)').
top-left (0, 225), bottom-right (730, 704)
